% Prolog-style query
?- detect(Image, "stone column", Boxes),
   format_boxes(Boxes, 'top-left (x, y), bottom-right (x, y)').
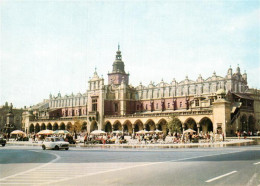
top-left (122, 124), bottom-right (124, 133)
top-left (112, 125), bottom-right (115, 132)
top-left (144, 124), bottom-right (148, 131)
top-left (132, 124), bottom-right (135, 134)
top-left (197, 124), bottom-right (200, 134)
top-left (182, 124), bottom-right (185, 133)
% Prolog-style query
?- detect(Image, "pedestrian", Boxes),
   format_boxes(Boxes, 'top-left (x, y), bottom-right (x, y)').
top-left (188, 132), bottom-right (192, 143)
top-left (243, 131), bottom-right (247, 139)
top-left (84, 134), bottom-right (88, 144)
top-left (237, 131), bottom-right (241, 139)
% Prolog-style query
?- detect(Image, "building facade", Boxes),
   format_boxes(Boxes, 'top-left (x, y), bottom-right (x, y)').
top-left (22, 47), bottom-right (260, 136)
top-left (0, 102), bottom-right (24, 132)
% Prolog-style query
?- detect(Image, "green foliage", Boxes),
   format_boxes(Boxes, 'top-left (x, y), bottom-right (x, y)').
top-left (81, 122), bottom-right (87, 131)
top-left (72, 117), bottom-right (83, 133)
top-left (167, 114), bottom-right (182, 133)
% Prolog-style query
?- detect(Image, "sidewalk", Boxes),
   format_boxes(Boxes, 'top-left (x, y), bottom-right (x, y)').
top-left (6, 138), bottom-right (255, 149)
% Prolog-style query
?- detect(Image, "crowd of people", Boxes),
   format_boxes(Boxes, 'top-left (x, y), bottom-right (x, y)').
top-left (81, 131), bottom-right (228, 145)
top-left (235, 130), bottom-right (255, 139)
top-left (3, 129), bottom-right (258, 145)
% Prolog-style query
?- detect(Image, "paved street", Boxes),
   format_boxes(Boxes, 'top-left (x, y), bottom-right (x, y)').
top-left (0, 145), bottom-right (259, 186)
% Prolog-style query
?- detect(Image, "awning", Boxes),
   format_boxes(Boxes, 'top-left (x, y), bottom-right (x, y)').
top-left (233, 93), bottom-right (254, 100)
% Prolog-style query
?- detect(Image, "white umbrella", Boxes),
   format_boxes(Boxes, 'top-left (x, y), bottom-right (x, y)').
top-left (154, 129), bottom-right (163, 133)
top-left (136, 130), bottom-right (149, 134)
top-left (112, 130), bottom-right (122, 134)
top-left (90, 130), bottom-right (106, 135)
top-left (11, 130), bottom-right (26, 136)
top-left (37, 130), bottom-right (54, 135)
top-left (183, 129), bottom-right (196, 133)
top-left (53, 130), bottom-right (70, 135)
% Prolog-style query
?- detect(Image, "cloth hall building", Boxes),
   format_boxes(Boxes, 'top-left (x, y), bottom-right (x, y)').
top-left (22, 47), bottom-right (260, 136)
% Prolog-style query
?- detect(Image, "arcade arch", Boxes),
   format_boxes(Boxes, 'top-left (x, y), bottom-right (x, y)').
top-left (53, 123), bottom-right (58, 131)
top-left (41, 123), bottom-right (46, 130)
top-left (184, 118), bottom-right (197, 131)
top-left (29, 124), bottom-right (34, 133)
top-left (157, 118), bottom-right (168, 134)
top-left (35, 123), bottom-right (40, 133)
top-left (113, 121), bottom-right (122, 131)
top-left (199, 117), bottom-right (213, 133)
top-left (123, 120), bottom-right (132, 134)
top-left (60, 123), bottom-right (65, 130)
top-left (145, 119), bottom-right (156, 131)
top-left (105, 122), bottom-right (112, 133)
top-left (90, 121), bottom-right (98, 132)
top-left (47, 123), bottom-right (52, 130)
top-left (133, 120), bottom-right (143, 132)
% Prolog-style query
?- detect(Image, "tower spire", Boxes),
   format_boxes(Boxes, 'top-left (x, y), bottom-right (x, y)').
top-left (118, 43), bottom-right (120, 51)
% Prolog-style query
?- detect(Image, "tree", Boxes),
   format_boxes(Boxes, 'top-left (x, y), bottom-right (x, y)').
top-left (71, 117), bottom-right (83, 133)
top-left (167, 114), bottom-right (182, 133)
top-left (81, 123), bottom-right (87, 131)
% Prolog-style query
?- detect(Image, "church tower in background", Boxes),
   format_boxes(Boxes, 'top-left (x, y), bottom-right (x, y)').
top-left (108, 45), bottom-right (129, 85)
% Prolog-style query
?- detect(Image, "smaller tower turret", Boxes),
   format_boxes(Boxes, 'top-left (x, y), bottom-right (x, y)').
top-left (226, 65), bottom-right (232, 78)
top-left (236, 64), bottom-right (240, 74)
top-left (242, 70), bottom-right (247, 82)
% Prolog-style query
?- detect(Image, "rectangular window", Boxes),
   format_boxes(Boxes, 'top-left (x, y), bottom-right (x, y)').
top-left (137, 105), bottom-right (139, 111)
top-left (115, 103), bottom-right (118, 112)
top-left (146, 104), bottom-right (148, 110)
top-left (92, 99), bottom-right (97, 111)
top-left (168, 103), bottom-right (170, 108)
top-left (180, 102), bottom-right (182, 107)
top-left (156, 103), bottom-right (158, 109)
top-left (210, 99), bottom-right (214, 105)
top-left (195, 100), bottom-right (199, 106)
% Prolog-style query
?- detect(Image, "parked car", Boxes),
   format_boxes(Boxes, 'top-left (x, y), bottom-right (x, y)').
top-left (0, 137), bottom-right (6, 147)
top-left (42, 137), bottom-right (69, 150)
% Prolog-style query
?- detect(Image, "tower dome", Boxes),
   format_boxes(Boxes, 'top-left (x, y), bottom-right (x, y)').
top-left (108, 45), bottom-right (129, 85)
top-left (112, 44), bottom-right (125, 73)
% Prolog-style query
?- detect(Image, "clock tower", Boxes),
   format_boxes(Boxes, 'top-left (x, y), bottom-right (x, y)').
top-left (108, 45), bottom-right (129, 85)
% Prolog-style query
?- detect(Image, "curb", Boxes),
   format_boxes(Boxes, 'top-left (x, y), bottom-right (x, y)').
top-left (6, 139), bottom-right (254, 149)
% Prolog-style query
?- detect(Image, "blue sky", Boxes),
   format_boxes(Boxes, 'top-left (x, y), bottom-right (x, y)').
top-left (0, 0), bottom-right (259, 108)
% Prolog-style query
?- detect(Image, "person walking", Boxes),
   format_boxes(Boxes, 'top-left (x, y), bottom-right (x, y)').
top-left (188, 132), bottom-right (192, 143)
top-left (84, 134), bottom-right (88, 144)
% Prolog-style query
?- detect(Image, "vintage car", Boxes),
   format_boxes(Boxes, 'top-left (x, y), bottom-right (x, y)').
top-left (0, 137), bottom-right (6, 147)
top-left (42, 137), bottom-right (69, 150)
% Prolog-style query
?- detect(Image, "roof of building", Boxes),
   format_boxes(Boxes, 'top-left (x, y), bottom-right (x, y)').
top-left (233, 93), bottom-right (254, 100)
